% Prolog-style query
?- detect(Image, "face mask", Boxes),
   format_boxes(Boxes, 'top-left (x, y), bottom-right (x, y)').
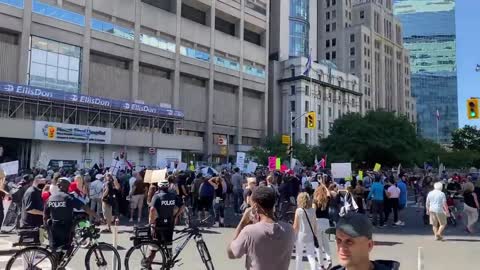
top-left (37, 184), bottom-right (46, 190)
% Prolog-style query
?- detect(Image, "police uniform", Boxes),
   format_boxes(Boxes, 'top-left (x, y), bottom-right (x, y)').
top-left (151, 189), bottom-right (183, 246)
top-left (44, 191), bottom-right (84, 250)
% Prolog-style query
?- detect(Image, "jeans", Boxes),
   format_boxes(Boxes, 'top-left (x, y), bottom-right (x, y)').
top-left (385, 198), bottom-right (399, 223)
top-left (316, 218), bottom-right (331, 261)
top-left (90, 198), bottom-right (102, 217)
top-left (233, 189), bottom-right (244, 214)
top-left (371, 200), bottom-right (385, 226)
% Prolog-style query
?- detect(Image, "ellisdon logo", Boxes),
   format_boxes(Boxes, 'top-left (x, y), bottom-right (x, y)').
top-left (6, 85), bottom-right (54, 98)
top-left (70, 95), bottom-right (111, 107)
top-left (124, 103), bottom-right (157, 114)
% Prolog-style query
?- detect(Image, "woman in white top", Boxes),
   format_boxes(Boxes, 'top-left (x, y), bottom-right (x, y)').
top-left (293, 192), bottom-right (318, 270)
top-left (386, 179), bottom-right (402, 226)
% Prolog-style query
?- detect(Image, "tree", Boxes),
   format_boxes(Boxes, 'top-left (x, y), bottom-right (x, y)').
top-left (320, 110), bottom-right (429, 167)
top-left (451, 125), bottom-right (480, 151)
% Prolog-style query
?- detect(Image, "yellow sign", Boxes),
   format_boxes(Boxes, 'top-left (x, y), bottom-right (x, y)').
top-left (276, 158), bottom-right (281, 170)
top-left (373, 163), bottom-right (381, 172)
top-left (47, 126), bottom-right (57, 139)
top-left (220, 146), bottom-right (228, 156)
top-left (359, 170), bottom-right (363, 180)
top-left (282, 135), bottom-right (291, 145)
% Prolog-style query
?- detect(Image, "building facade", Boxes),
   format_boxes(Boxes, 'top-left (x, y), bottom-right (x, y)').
top-left (270, 57), bottom-right (361, 145)
top-left (394, 0), bottom-right (458, 144)
top-left (0, 0), bottom-right (268, 169)
top-left (317, 0), bottom-right (416, 121)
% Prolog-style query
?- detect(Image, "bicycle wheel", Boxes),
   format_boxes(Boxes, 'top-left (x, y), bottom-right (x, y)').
top-left (125, 241), bottom-right (167, 270)
top-left (5, 246), bottom-right (56, 270)
top-left (196, 240), bottom-right (214, 270)
top-left (85, 242), bottom-right (121, 270)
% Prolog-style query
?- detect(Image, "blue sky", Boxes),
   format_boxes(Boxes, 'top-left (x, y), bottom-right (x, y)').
top-left (456, 0), bottom-right (480, 127)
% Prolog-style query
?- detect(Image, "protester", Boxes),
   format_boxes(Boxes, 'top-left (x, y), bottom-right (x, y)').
top-left (89, 174), bottom-right (104, 220)
top-left (198, 176), bottom-right (215, 220)
top-left (331, 212), bottom-right (399, 270)
top-left (313, 185), bottom-right (332, 269)
top-left (396, 174), bottom-right (408, 225)
top-left (129, 173), bottom-right (146, 223)
top-left (41, 184), bottom-right (51, 204)
top-left (231, 168), bottom-right (245, 215)
top-left (191, 173), bottom-right (204, 216)
top-left (385, 179), bottom-right (401, 226)
top-left (462, 182), bottom-right (479, 233)
top-left (368, 177), bottom-right (385, 227)
top-left (426, 182), bottom-right (449, 240)
top-left (227, 186), bottom-right (295, 270)
top-left (21, 175), bottom-right (45, 228)
top-left (353, 181), bottom-right (365, 214)
top-left (209, 177), bottom-right (226, 227)
top-left (243, 177), bottom-right (257, 211)
top-left (101, 173), bottom-right (121, 233)
top-left (293, 192), bottom-right (318, 270)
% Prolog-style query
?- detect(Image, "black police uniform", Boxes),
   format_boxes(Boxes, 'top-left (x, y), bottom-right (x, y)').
top-left (44, 191), bottom-right (84, 250)
top-left (151, 189), bottom-right (183, 246)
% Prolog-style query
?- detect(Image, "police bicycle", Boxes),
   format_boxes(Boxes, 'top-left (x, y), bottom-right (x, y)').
top-left (6, 222), bottom-right (121, 270)
top-left (124, 217), bottom-right (214, 270)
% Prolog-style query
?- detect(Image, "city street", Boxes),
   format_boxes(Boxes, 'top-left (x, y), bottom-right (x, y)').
top-left (1, 205), bottom-right (479, 270)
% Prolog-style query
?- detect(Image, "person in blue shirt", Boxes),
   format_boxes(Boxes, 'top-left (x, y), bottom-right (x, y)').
top-left (368, 177), bottom-right (385, 227)
top-left (396, 174), bottom-right (408, 226)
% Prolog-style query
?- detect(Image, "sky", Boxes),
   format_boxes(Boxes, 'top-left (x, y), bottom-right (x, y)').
top-left (456, 0), bottom-right (480, 127)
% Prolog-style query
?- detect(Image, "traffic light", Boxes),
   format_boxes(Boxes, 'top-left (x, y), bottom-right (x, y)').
top-left (306, 111), bottom-right (316, 129)
top-left (467, 98), bottom-right (479, 119)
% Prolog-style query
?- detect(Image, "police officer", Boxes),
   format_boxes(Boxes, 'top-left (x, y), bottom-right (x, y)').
top-left (144, 179), bottom-right (183, 266)
top-left (43, 178), bottom-right (99, 256)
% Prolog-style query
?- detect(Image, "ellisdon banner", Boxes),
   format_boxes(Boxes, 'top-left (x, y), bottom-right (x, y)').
top-left (0, 81), bottom-right (184, 119)
top-left (34, 121), bottom-right (112, 144)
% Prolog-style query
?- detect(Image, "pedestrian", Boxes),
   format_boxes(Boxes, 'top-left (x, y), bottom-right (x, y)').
top-left (227, 186), bottom-right (295, 270)
top-left (191, 173), bottom-right (204, 216)
top-left (209, 177), bottom-right (226, 227)
top-left (198, 176), bottom-right (215, 221)
top-left (101, 173), bottom-right (121, 233)
top-left (0, 169), bottom-right (7, 229)
top-left (242, 177), bottom-right (257, 211)
top-left (462, 182), bottom-right (479, 233)
top-left (70, 175), bottom-right (90, 221)
top-left (368, 176), bottom-right (385, 227)
top-left (313, 185), bottom-right (333, 269)
top-left (21, 175), bottom-right (46, 228)
top-left (353, 181), bottom-right (365, 214)
top-left (231, 168), bottom-right (245, 215)
top-left (50, 172), bottom-right (61, 196)
top-left (331, 212), bottom-right (399, 270)
top-left (385, 179), bottom-right (401, 226)
top-left (426, 182), bottom-right (449, 240)
top-left (89, 174), bottom-right (104, 221)
top-left (396, 174), bottom-right (408, 225)
top-left (129, 173), bottom-right (146, 223)
top-left (293, 192), bottom-right (319, 270)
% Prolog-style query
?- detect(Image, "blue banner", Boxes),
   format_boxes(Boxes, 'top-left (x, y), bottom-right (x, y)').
top-left (0, 81), bottom-right (184, 119)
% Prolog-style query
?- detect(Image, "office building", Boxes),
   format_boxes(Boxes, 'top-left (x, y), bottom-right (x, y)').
top-left (317, 0), bottom-right (416, 121)
top-left (394, 0), bottom-right (458, 143)
top-left (0, 0), bottom-right (268, 168)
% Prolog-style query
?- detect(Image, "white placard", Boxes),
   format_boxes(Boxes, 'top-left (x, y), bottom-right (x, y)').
top-left (246, 161), bottom-right (258, 174)
top-left (236, 152), bottom-right (246, 170)
top-left (177, 162), bottom-right (187, 171)
top-left (331, 163), bottom-right (352, 179)
top-left (0, 160), bottom-right (19, 176)
top-left (290, 158), bottom-right (297, 169)
top-left (34, 121), bottom-right (111, 144)
top-left (151, 169), bottom-right (167, 183)
top-left (58, 161), bottom-right (64, 168)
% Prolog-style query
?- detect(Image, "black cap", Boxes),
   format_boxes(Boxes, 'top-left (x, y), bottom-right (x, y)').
top-left (336, 212), bottom-right (373, 239)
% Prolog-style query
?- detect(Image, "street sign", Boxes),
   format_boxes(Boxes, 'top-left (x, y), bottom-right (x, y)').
top-left (217, 136), bottom-right (228, 145)
top-left (148, 147), bottom-right (156, 155)
top-left (282, 135), bottom-right (291, 145)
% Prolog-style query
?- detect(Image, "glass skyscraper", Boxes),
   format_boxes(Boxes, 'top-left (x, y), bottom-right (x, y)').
top-left (289, 0), bottom-right (310, 57)
top-left (394, 0), bottom-right (458, 144)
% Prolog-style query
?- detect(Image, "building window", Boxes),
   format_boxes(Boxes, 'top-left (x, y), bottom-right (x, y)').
top-left (318, 105), bottom-right (321, 114)
top-left (332, 23), bottom-right (336, 31)
top-left (326, 52), bottom-right (330, 60)
top-left (328, 107), bottom-right (332, 117)
top-left (244, 28), bottom-right (262, 46)
top-left (350, 47), bottom-right (355, 56)
top-left (289, 20), bottom-right (309, 57)
top-left (350, 34), bottom-right (355, 43)
top-left (332, 0), bottom-right (336, 6)
top-left (350, 60), bottom-right (355, 69)
top-left (291, 85), bottom-right (296, 95)
top-left (326, 0), bottom-right (330, 7)
top-left (338, 109), bottom-right (341, 117)
top-left (181, 4), bottom-right (206, 25)
top-left (305, 100), bottom-right (309, 112)
top-left (291, 68), bottom-right (295, 77)
top-left (326, 24), bottom-right (330, 32)
top-left (360, 10), bottom-right (365, 19)
top-left (215, 17), bottom-right (235, 36)
top-left (33, 0), bottom-right (85, 26)
top-left (290, 101), bottom-right (296, 112)
top-left (332, 10), bottom-right (336, 18)
top-left (318, 120), bottom-right (321, 130)
top-left (326, 40), bottom-right (330, 48)
top-left (28, 36), bottom-right (81, 93)
top-left (332, 51), bottom-right (336, 59)
top-left (305, 133), bottom-right (309, 144)
top-left (332, 38), bottom-right (336, 46)
top-left (290, 0), bottom-right (309, 20)
top-left (305, 85), bottom-right (309, 96)
top-left (326, 11), bottom-right (330, 20)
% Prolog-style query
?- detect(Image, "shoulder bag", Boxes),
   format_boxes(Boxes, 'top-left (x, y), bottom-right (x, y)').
top-left (302, 208), bottom-right (319, 248)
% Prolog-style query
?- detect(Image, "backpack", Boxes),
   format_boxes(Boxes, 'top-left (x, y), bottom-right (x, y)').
top-left (199, 182), bottom-right (214, 198)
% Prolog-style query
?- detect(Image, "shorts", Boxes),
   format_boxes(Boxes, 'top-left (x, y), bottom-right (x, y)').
top-left (429, 211), bottom-right (447, 227)
top-left (102, 202), bottom-right (113, 220)
top-left (155, 224), bottom-right (174, 245)
top-left (130, 194), bottom-right (145, 209)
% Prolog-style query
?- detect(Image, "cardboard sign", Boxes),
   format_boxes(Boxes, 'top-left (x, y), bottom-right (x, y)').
top-left (374, 163), bottom-right (381, 172)
top-left (144, 170), bottom-right (153, 183)
top-left (331, 163), bottom-right (352, 179)
top-left (268, 156), bottom-right (277, 171)
top-left (246, 161), bottom-right (258, 174)
top-left (358, 170), bottom-right (363, 180)
top-left (0, 160), bottom-right (19, 176)
top-left (151, 169), bottom-right (167, 183)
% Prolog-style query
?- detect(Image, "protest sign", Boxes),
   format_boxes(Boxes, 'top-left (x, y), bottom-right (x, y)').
top-left (268, 156), bottom-right (276, 171)
top-left (331, 163), bottom-right (352, 179)
top-left (374, 163), bottom-right (381, 172)
top-left (246, 161), bottom-right (258, 174)
top-left (0, 160), bottom-right (19, 176)
top-left (236, 152), bottom-right (246, 170)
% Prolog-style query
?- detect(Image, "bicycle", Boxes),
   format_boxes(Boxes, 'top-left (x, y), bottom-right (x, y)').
top-left (6, 223), bottom-right (121, 270)
top-left (1, 201), bottom-right (21, 233)
top-left (125, 218), bottom-right (214, 270)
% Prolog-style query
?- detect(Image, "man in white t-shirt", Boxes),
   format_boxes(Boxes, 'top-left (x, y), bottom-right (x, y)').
top-left (129, 172), bottom-right (138, 195)
top-left (89, 174), bottom-right (104, 219)
top-left (426, 182), bottom-right (449, 240)
top-left (386, 180), bottom-right (402, 226)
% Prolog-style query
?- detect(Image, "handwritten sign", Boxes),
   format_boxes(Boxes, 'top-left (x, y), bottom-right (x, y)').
top-left (268, 156), bottom-right (277, 171)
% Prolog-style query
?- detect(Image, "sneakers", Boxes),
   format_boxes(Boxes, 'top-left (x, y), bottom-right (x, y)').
top-left (394, 221), bottom-right (405, 226)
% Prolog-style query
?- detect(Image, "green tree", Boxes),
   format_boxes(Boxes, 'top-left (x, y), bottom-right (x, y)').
top-left (451, 125), bottom-right (480, 151)
top-left (320, 110), bottom-right (428, 167)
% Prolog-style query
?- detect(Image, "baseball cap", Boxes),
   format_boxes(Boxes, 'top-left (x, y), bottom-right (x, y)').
top-left (158, 179), bottom-right (169, 187)
top-left (336, 212), bottom-right (373, 240)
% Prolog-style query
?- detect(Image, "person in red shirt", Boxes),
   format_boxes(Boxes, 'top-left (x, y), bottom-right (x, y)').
top-left (41, 184), bottom-right (51, 204)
